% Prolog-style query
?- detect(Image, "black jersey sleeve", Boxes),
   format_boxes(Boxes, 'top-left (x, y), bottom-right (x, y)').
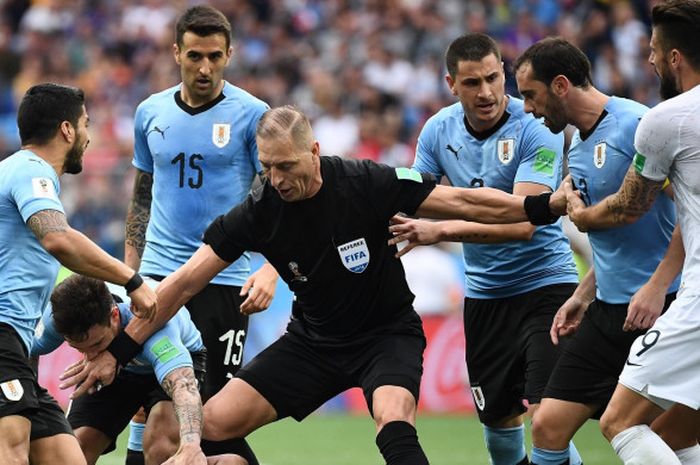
top-left (202, 199), bottom-right (256, 263)
top-left (364, 161), bottom-right (437, 219)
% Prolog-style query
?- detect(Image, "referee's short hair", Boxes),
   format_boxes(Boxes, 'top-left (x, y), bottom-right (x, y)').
top-left (256, 105), bottom-right (313, 150)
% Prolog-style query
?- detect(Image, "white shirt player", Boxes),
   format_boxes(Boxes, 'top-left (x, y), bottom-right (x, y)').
top-left (620, 83), bottom-right (700, 410)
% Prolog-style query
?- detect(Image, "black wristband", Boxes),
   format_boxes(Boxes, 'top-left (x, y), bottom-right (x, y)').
top-left (106, 330), bottom-right (142, 367)
top-left (124, 272), bottom-right (143, 294)
top-left (524, 192), bottom-right (560, 225)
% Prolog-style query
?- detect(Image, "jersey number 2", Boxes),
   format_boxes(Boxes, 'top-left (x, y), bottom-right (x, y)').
top-left (171, 152), bottom-right (203, 188)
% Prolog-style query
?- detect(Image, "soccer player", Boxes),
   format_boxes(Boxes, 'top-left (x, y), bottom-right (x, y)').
top-left (562, 1), bottom-right (700, 463)
top-left (0, 83), bottom-right (156, 464)
top-left (123, 6), bottom-right (277, 463)
top-left (388, 33), bottom-right (580, 465)
top-left (512, 37), bottom-right (681, 465)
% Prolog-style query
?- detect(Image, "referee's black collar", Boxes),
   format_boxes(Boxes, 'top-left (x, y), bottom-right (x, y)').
top-left (175, 90), bottom-right (226, 115)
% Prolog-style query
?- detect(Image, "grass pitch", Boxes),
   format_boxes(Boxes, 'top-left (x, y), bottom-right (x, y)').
top-left (98, 413), bottom-right (620, 464)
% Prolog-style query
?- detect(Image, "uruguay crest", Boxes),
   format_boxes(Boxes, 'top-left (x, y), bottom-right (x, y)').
top-left (212, 123), bottom-right (231, 148)
top-left (470, 385), bottom-right (486, 411)
top-left (594, 142), bottom-right (606, 168)
top-left (1, 379), bottom-right (24, 401)
top-left (337, 238), bottom-right (370, 273)
top-left (497, 138), bottom-right (515, 165)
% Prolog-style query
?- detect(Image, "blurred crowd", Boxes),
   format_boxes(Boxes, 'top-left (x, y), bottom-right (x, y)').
top-left (0, 0), bottom-right (660, 257)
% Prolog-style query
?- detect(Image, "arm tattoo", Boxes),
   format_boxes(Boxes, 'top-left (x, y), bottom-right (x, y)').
top-left (605, 166), bottom-right (664, 224)
top-left (162, 367), bottom-right (203, 445)
top-left (27, 209), bottom-right (68, 240)
top-left (125, 170), bottom-right (153, 257)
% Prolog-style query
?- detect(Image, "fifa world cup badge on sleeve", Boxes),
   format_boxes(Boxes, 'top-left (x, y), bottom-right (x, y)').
top-left (337, 238), bottom-right (370, 273)
top-left (1, 379), bottom-right (24, 401)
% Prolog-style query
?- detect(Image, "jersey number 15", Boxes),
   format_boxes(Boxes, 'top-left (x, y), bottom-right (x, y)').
top-left (171, 152), bottom-right (203, 189)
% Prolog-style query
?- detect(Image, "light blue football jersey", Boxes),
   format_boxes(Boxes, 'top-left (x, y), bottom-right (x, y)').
top-left (133, 81), bottom-right (268, 286)
top-left (414, 97), bottom-right (578, 298)
top-left (567, 97), bottom-right (679, 303)
top-left (33, 301), bottom-right (203, 384)
top-left (0, 150), bottom-right (64, 352)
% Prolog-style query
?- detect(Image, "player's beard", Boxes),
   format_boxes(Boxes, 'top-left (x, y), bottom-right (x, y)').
top-left (543, 91), bottom-right (568, 134)
top-left (658, 68), bottom-right (680, 100)
top-left (63, 138), bottom-right (85, 174)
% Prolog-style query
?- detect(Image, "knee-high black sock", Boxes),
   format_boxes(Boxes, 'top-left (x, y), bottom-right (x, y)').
top-left (375, 421), bottom-right (429, 465)
top-left (202, 438), bottom-right (259, 465)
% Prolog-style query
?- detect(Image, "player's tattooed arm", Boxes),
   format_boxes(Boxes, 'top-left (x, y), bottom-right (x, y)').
top-left (125, 169), bottom-right (153, 266)
top-left (161, 366), bottom-right (203, 446)
top-left (27, 209), bottom-right (69, 240)
top-left (566, 166), bottom-right (664, 231)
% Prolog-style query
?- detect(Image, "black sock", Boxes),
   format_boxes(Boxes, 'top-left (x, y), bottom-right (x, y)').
top-left (125, 449), bottom-right (145, 465)
top-left (375, 421), bottom-right (429, 465)
top-left (202, 438), bottom-right (259, 465)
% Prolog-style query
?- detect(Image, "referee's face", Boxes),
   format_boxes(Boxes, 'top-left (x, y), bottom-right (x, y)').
top-left (258, 135), bottom-right (322, 202)
top-left (175, 31), bottom-right (233, 107)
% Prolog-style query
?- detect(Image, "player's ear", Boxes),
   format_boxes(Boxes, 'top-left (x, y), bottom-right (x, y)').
top-left (445, 74), bottom-right (457, 95)
top-left (173, 43), bottom-right (181, 65)
top-left (551, 75), bottom-right (569, 97)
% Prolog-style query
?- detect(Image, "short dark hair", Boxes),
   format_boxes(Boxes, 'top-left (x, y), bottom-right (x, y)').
top-left (176, 5), bottom-right (232, 49)
top-left (445, 33), bottom-right (501, 78)
top-left (50, 275), bottom-right (113, 343)
top-left (17, 83), bottom-right (85, 146)
top-left (513, 37), bottom-right (592, 88)
top-left (652, 0), bottom-right (700, 70)
top-left (256, 105), bottom-right (312, 150)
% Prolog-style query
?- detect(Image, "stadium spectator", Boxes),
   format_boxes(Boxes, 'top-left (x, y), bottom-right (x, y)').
top-left (513, 36), bottom-right (680, 465)
top-left (0, 83), bottom-right (155, 464)
top-left (123, 5), bottom-right (277, 464)
top-left (390, 33), bottom-right (580, 465)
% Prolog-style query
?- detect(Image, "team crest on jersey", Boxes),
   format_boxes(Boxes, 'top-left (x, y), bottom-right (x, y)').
top-left (212, 123), bottom-right (231, 148)
top-left (337, 238), bottom-right (370, 273)
top-left (471, 386), bottom-right (486, 411)
top-left (497, 138), bottom-right (515, 165)
top-left (594, 142), bottom-right (607, 168)
top-left (1, 379), bottom-right (24, 401)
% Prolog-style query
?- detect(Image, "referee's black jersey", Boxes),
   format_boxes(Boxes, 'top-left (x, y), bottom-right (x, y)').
top-left (204, 156), bottom-right (437, 346)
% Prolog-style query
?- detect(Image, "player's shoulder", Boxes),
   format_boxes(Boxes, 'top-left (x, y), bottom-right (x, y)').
top-left (1, 150), bottom-right (54, 180)
top-left (505, 96), bottom-right (541, 130)
top-left (605, 96), bottom-right (648, 137)
top-left (136, 85), bottom-right (179, 115)
top-left (222, 81), bottom-right (269, 112)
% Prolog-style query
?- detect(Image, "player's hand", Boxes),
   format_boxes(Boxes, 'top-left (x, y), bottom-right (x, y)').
top-left (549, 175), bottom-right (570, 216)
top-left (128, 281), bottom-right (158, 321)
top-left (550, 294), bottom-right (589, 345)
top-left (240, 263), bottom-right (277, 315)
top-left (624, 281), bottom-right (665, 331)
top-left (388, 215), bottom-right (441, 258)
top-left (59, 351), bottom-right (118, 398)
top-left (163, 443), bottom-right (207, 465)
top-left (563, 179), bottom-right (588, 232)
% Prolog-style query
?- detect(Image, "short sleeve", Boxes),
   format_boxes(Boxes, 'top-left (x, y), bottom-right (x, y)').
top-left (30, 305), bottom-right (65, 356)
top-left (513, 120), bottom-right (565, 190)
top-left (143, 323), bottom-right (194, 384)
top-left (132, 103), bottom-right (154, 174)
top-left (633, 109), bottom-right (677, 182)
top-left (12, 159), bottom-right (64, 222)
top-left (413, 117), bottom-right (444, 178)
top-left (364, 161), bottom-right (437, 219)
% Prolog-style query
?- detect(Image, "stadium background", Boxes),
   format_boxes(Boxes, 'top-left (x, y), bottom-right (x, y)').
top-left (1, 0), bottom-right (654, 462)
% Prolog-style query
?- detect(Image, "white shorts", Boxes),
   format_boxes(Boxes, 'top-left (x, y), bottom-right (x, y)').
top-left (619, 290), bottom-right (700, 410)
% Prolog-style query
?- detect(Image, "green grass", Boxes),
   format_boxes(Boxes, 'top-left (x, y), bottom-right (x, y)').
top-left (98, 413), bottom-right (619, 464)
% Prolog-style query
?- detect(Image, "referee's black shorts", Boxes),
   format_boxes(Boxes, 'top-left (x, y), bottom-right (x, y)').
top-left (0, 323), bottom-right (73, 440)
top-left (464, 283), bottom-right (577, 424)
top-left (236, 327), bottom-right (426, 421)
top-left (543, 293), bottom-right (675, 418)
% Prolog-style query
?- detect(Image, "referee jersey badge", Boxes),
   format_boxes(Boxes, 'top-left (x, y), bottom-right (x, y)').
top-left (1, 379), bottom-right (24, 401)
top-left (337, 237), bottom-right (370, 273)
top-left (212, 123), bottom-right (231, 148)
top-left (470, 385), bottom-right (486, 411)
top-left (288, 262), bottom-right (308, 282)
top-left (594, 142), bottom-right (607, 168)
top-left (497, 138), bottom-right (515, 165)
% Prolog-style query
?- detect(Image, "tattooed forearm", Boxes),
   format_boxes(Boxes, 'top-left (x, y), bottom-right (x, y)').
top-left (162, 367), bottom-right (203, 445)
top-left (125, 170), bottom-right (153, 256)
top-left (605, 167), bottom-right (664, 225)
top-left (27, 209), bottom-right (68, 240)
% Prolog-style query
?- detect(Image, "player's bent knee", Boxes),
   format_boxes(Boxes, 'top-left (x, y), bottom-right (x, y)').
top-left (372, 386), bottom-right (417, 430)
top-left (531, 411), bottom-right (568, 449)
top-left (0, 417), bottom-right (30, 465)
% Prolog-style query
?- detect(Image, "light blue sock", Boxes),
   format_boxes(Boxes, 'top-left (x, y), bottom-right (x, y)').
top-left (569, 440), bottom-right (582, 465)
top-left (531, 446), bottom-right (569, 465)
top-left (483, 424), bottom-right (527, 465)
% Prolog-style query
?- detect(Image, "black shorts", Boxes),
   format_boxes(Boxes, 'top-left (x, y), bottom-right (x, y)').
top-left (236, 328), bottom-right (426, 421)
top-left (464, 283), bottom-right (577, 424)
top-left (543, 293), bottom-right (675, 418)
top-left (0, 324), bottom-right (73, 440)
top-left (67, 351), bottom-right (206, 454)
top-left (148, 277), bottom-right (248, 401)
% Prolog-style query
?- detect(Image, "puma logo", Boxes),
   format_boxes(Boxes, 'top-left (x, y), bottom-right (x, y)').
top-left (147, 126), bottom-right (170, 139)
top-left (446, 144), bottom-right (462, 158)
